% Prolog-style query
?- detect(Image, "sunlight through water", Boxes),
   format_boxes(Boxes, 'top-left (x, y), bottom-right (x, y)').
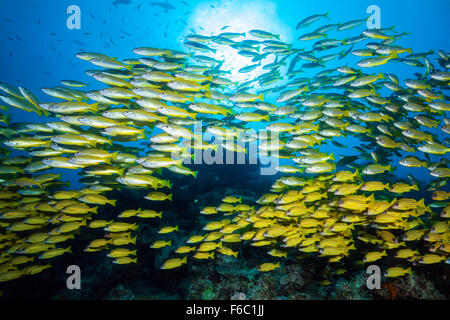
top-left (185, 0), bottom-right (293, 84)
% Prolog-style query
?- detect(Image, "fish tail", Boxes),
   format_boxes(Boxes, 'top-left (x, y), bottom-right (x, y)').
top-left (390, 198), bottom-right (397, 206)
top-left (204, 91), bottom-right (212, 99)
top-left (109, 199), bottom-right (117, 207)
top-left (160, 116), bottom-right (169, 124)
top-left (389, 51), bottom-right (398, 60)
top-left (258, 93), bottom-right (265, 102)
top-left (118, 167), bottom-right (126, 176)
top-left (181, 256), bottom-right (187, 264)
top-left (167, 193), bottom-right (173, 201)
top-left (111, 151), bottom-right (119, 161)
top-left (417, 198), bottom-right (425, 207)
top-left (367, 193), bottom-right (375, 202)
top-left (90, 103), bottom-right (100, 113)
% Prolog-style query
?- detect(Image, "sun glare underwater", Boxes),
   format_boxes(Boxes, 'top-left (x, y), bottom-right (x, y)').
top-left (0, 0), bottom-right (449, 300)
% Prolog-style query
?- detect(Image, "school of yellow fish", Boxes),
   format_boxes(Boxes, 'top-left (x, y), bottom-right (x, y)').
top-left (0, 12), bottom-right (449, 287)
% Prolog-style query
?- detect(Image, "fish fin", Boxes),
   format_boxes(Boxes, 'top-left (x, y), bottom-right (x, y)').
top-left (167, 193), bottom-right (173, 201)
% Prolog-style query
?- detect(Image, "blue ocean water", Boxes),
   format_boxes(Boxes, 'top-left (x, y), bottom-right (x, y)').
top-left (1, 0), bottom-right (449, 187)
top-left (0, 0), bottom-right (449, 300)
